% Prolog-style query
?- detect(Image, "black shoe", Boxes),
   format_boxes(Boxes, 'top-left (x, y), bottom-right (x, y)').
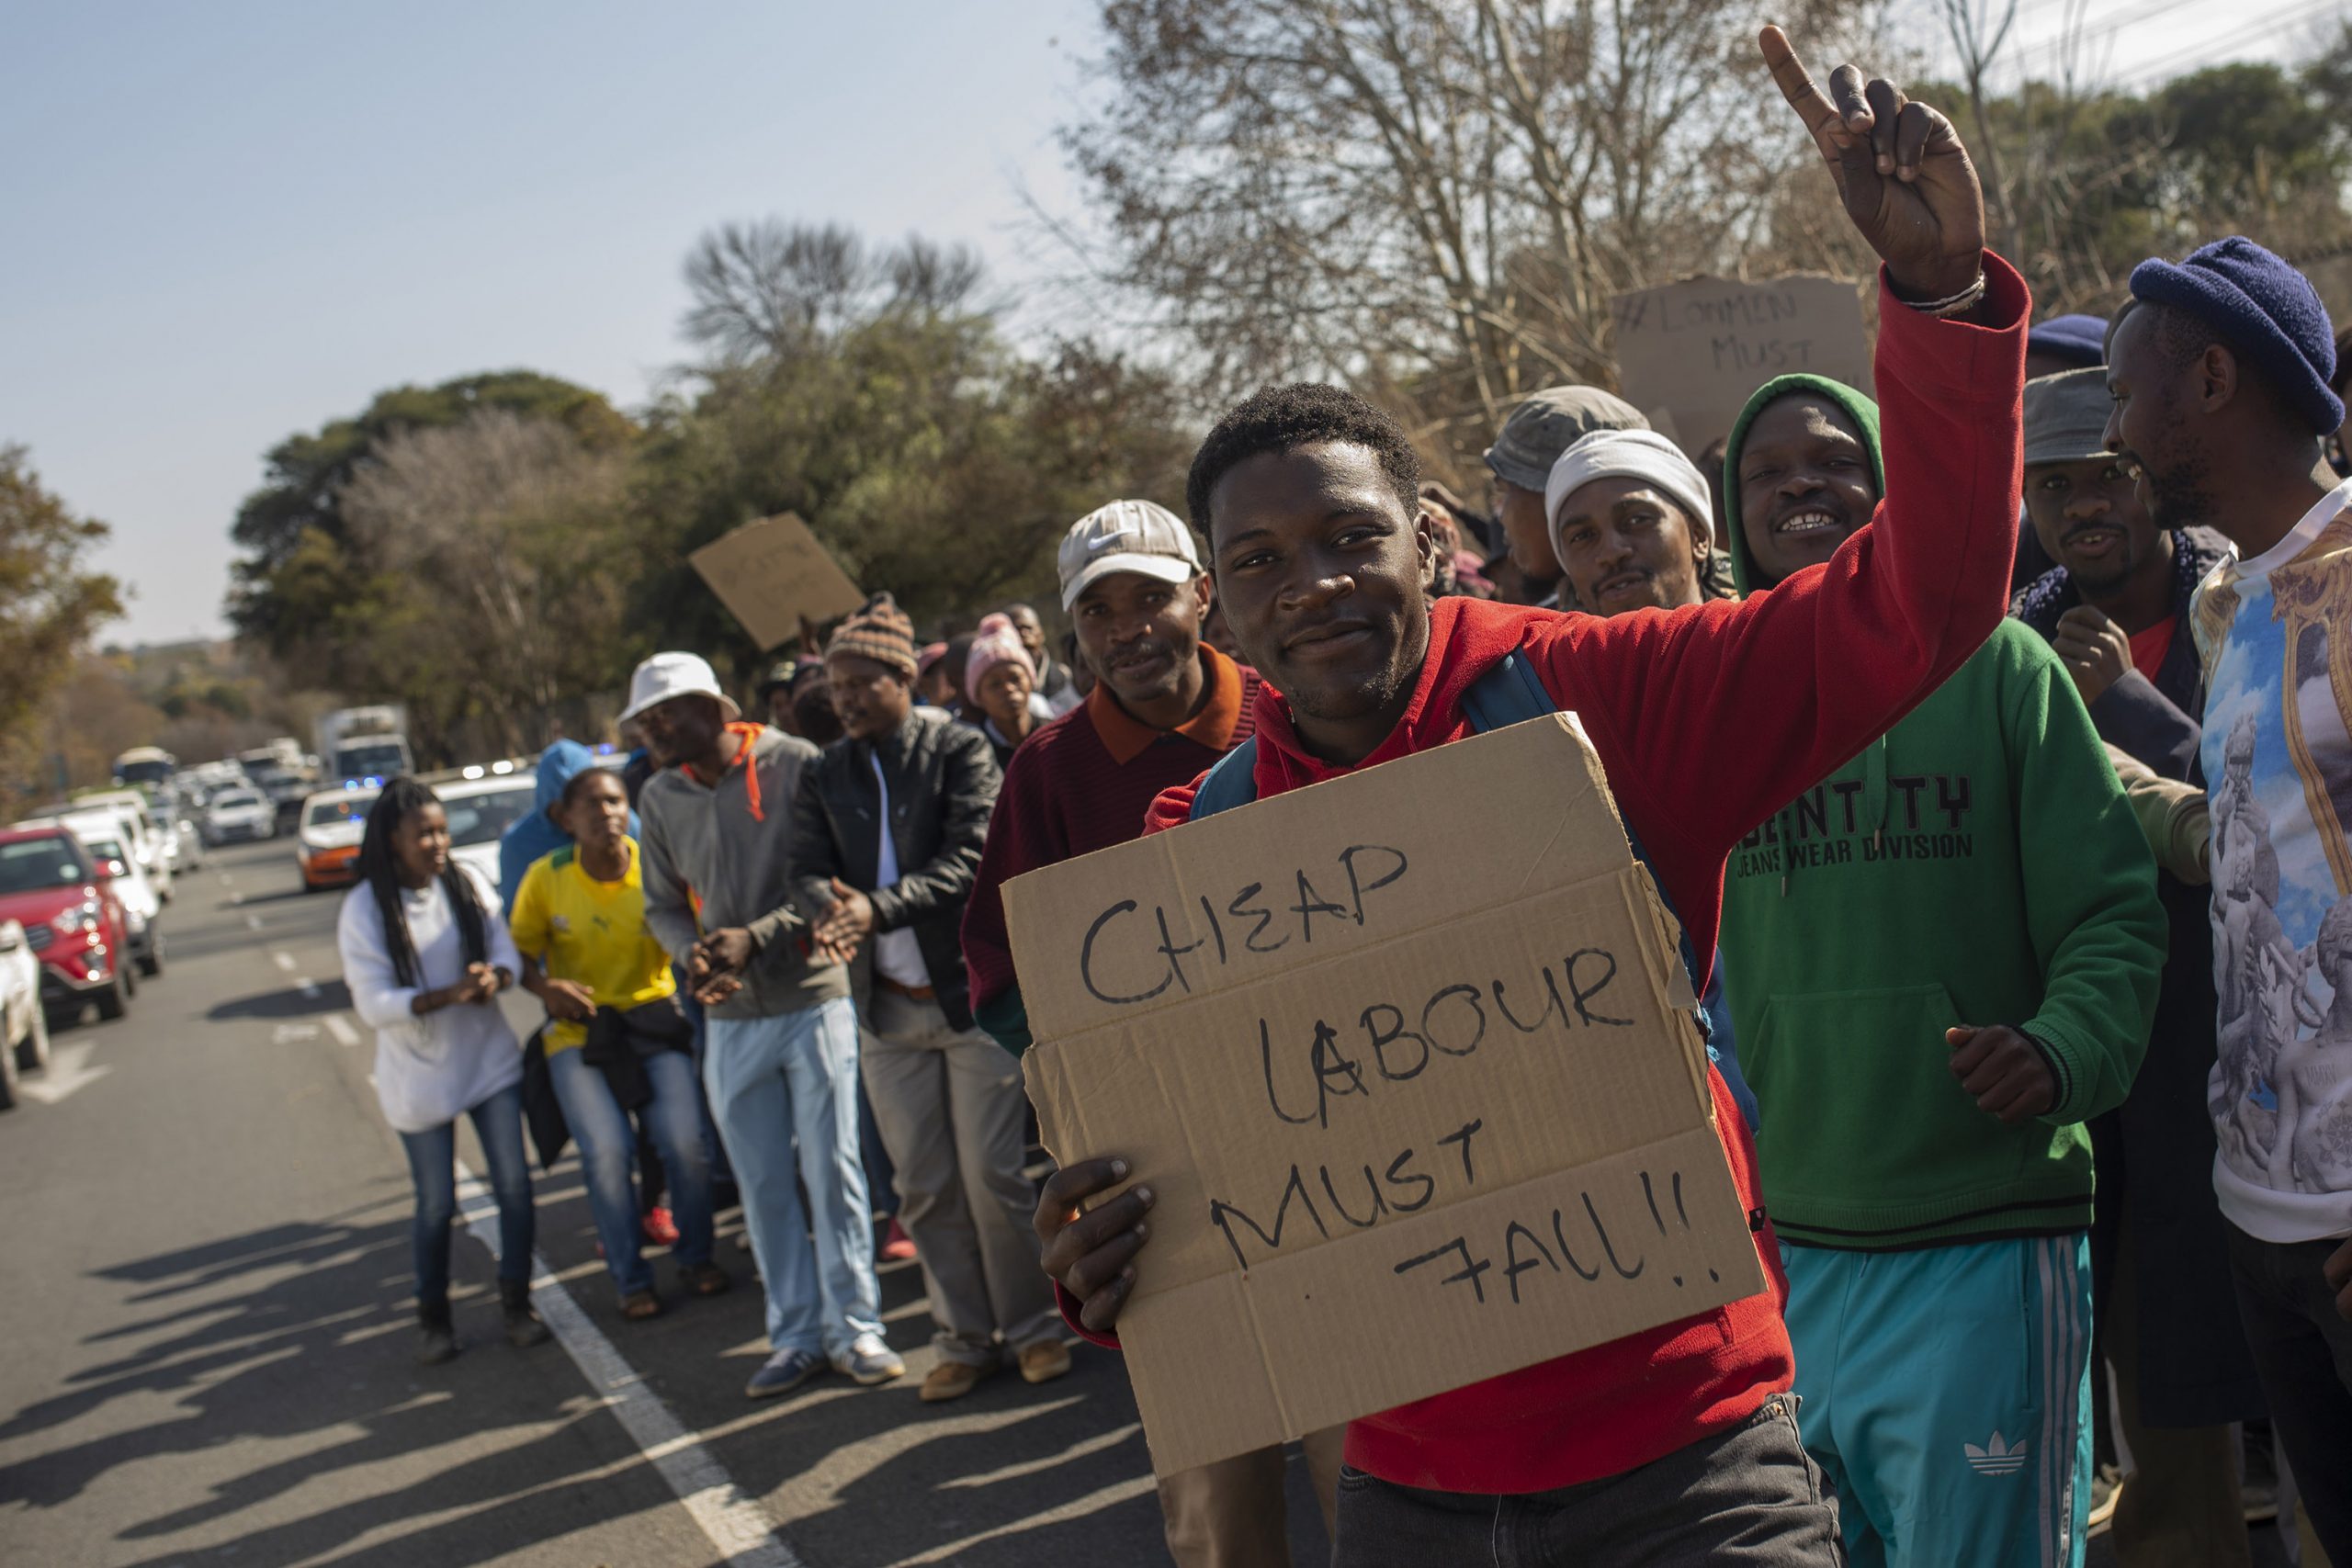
top-left (500, 1280), bottom-right (550, 1348)
top-left (417, 1302), bottom-right (458, 1366)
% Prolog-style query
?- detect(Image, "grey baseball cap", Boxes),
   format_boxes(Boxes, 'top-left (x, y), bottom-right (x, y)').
top-left (1484, 386), bottom-right (1649, 491)
top-left (2023, 367), bottom-right (2118, 467)
top-left (1057, 499), bottom-right (1203, 610)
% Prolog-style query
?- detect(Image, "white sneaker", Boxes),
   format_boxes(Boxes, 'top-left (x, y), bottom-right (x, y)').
top-left (831, 1332), bottom-right (905, 1386)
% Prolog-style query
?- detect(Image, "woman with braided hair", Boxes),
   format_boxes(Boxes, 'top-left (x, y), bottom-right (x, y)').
top-left (336, 776), bottom-right (548, 1364)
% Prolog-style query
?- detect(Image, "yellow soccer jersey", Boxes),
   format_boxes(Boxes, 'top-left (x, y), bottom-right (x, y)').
top-left (509, 839), bottom-right (677, 1053)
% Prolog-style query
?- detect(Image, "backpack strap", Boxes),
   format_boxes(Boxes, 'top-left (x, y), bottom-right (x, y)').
top-left (1459, 648), bottom-right (1556, 732)
top-left (1186, 738), bottom-right (1261, 821)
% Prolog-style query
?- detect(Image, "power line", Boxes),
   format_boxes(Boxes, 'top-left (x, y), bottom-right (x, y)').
top-left (2110, 0), bottom-right (2346, 82)
top-left (1986, 0), bottom-right (2340, 85)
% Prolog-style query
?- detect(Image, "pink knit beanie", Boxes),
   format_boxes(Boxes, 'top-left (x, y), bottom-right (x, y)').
top-left (965, 613), bottom-right (1036, 697)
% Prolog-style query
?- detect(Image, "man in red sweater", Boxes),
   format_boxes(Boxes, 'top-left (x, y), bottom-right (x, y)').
top-left (963, 500), bottom-right (1329, 1568)
top-left (1036, 34), bottom-right (2030, 1564)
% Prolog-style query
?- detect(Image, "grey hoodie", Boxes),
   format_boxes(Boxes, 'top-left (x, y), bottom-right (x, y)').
top-left (639, 726), bottom-right (850, 1018)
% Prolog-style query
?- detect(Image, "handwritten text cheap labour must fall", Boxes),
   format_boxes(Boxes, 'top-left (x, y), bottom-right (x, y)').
top-left (1069, 843), bottom-right (1718, 1309)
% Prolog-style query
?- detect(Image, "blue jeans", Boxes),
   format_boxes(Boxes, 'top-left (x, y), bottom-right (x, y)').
top-left (703, 998), bottom-right (881, 1358)
top-left (547, 1044), bottom-right (716, 1296)
top-left (397, 1080), bottom-right (534, 1311)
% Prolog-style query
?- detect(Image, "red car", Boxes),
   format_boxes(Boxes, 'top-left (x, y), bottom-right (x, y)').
top-left (0, 826), bottom-right (135, 1022)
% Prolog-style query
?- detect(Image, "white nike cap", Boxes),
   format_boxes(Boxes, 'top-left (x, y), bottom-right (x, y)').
top-left (619, 651), bottom-right (742, 725)
top-left (1057, 500), bottom-right (1203, 611)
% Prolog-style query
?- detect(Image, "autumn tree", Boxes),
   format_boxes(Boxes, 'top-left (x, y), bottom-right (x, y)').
top-left (0, 447), bottom-right (124, 795)
top-left (337, 410), bottom-right (640, 759)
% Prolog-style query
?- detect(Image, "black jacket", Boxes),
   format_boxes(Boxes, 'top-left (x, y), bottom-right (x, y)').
top-left (2014, 525), bottom-right (2264, 1426)
top-left (788, 706), bottom-right (1001, 1032)
top-left (2011, 526), bottom-right (2231, 783)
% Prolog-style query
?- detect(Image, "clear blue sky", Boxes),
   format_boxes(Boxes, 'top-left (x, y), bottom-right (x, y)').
top-left (1, 0), bottom-right (1094, 648)
top-left (0, 2), bottom-right (2300, 649)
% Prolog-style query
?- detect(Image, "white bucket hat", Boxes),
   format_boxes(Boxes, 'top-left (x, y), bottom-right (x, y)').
top-left (619, 651), bottom-right (741, 725)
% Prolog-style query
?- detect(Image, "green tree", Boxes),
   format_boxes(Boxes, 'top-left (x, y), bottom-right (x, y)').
top-left (0, 446), bottom-right (124, 794)
top-left (225, 370), bottom-right (636, 666)
top-left (1917, 32), bottom-right (2351, 314)
top-left (631, 221), bottom-right (1195, 679)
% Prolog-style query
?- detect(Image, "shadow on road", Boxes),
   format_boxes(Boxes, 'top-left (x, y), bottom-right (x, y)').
top-left (0, 1178), bottom-right (707, 1567)
top-left (206, 981), bottom-right (353, 1021)
top-left (0, 1152), bottom-right (1255, 1568)
top-left (228, 886), bottom-right (326, 908)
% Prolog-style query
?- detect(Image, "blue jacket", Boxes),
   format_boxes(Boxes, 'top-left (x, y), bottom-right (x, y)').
top-left (497, 741), bottom-right (635, 914)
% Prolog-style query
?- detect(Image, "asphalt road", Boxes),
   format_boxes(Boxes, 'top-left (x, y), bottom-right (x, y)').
top-left (0, 839), bottom-right (2293, 1567)
top-left (0, 837), bottom-right (1333, 1568)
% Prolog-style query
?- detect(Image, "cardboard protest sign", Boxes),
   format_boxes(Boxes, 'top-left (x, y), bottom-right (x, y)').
top-left (687, 513), bottom-right (867, 651)
top-left (1611, 274), bottom-right (1873, 457)
top-left (1005, 715), bottom-right (1763, 1477)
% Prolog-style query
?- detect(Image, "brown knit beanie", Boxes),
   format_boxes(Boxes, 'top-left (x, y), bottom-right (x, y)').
top-left (825, 592), bottom-right (920, 678)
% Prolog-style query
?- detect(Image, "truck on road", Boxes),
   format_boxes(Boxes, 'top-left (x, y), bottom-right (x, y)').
top-left (316, 705), bottom-right (413, 785)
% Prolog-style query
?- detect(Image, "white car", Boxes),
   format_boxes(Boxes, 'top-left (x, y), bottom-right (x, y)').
top-left (297, 785), bottom-right (378, 893)
top-left (436, 774), bottom-right (539, 899)
top-left (74, 791), bottom-right (171, 902)
top-left (0, 919), bottom-right (49, 1111)
top-left (204, 788), bottom-right (277, 845)
top-left (172, 816), bottom-right (205, 872)
top-left (36, 814), bottom-right (164, 978)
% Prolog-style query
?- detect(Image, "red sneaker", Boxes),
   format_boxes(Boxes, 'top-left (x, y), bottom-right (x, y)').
top-left (880, 1218), bottom-right (916, 1263)
top-left (642, 1206), bottom-right (680, 1247)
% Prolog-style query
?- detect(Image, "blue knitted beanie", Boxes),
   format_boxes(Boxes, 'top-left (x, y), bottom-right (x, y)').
top-left (2128, 237), bottom-right (2343, 434)
top-left (2027, 313), bottom-right (2109, 369)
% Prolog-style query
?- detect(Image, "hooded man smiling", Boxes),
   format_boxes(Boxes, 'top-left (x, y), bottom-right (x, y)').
top-left (1036, 31), bottom-right (2074, 1567)
top-left (1716, 370), bottom-right (2165, 1567)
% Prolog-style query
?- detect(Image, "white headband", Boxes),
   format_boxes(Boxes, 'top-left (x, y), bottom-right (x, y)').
top-left (1543, 428), bottom-right (1715, 574)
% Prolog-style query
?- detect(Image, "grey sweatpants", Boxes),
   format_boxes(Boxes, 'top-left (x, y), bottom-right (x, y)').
top-left (861, 987), bottom-right (1059, 1365)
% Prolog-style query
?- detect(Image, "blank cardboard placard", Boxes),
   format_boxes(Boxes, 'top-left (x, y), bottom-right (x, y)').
top-left (688, 513), bottom-right (867, 651)
top-left (1611, 275), bottom-right (1872, 457)
top-left (1004, 715), bottom-right (1763, 1478)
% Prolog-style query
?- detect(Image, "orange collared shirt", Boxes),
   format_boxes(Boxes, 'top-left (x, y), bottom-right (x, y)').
top-left (1085, 643), bottom-right (1249, 765)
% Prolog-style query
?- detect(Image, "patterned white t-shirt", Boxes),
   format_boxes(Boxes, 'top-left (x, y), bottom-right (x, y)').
top-left (2194, 476), bottom-right (2352, 1242)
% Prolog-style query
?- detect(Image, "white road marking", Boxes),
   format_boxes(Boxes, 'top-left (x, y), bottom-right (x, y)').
top-left (452, 1156), bottom-right (804, 1568)
top-left (271, 950), bottom-right (296, 973)
top-left (324, 1014), bottom-right (360, 1047)
top-left (245, 913), bottom-right (263, 931)
top-left (298, 977), bottom-right (320, 1000)
top-left (271, 1022), bottom-right (322, 1044)
top-left (21, 1041), bottom-right (111, 1104)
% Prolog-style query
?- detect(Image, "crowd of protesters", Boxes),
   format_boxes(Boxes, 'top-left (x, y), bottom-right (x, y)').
top-left (331, 33), bottom-right (2352, 1568)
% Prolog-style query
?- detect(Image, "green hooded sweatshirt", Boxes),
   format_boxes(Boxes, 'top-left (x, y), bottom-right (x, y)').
top-left (1718, 374), bottom-right (2164, 1250)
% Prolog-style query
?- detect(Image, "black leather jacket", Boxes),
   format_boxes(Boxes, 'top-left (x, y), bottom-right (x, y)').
top-left (787, 706), bottom-right (1001, 1031)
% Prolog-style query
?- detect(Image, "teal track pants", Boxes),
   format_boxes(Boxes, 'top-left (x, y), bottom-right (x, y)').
top-left (1781, 1234), bottom-right (2093, 1568)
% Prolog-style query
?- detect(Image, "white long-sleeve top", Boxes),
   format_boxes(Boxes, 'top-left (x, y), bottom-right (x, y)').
top-left (335, 865), bottom-right (524, 1134)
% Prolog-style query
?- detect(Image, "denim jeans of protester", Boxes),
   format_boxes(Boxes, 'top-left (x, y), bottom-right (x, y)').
top-left (703, 997), bottom-right (882, 1359)
top-left (397, 1079), bottom-right (535, 1312)
top-left (547, 1043), bottom-right (716, 1297)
